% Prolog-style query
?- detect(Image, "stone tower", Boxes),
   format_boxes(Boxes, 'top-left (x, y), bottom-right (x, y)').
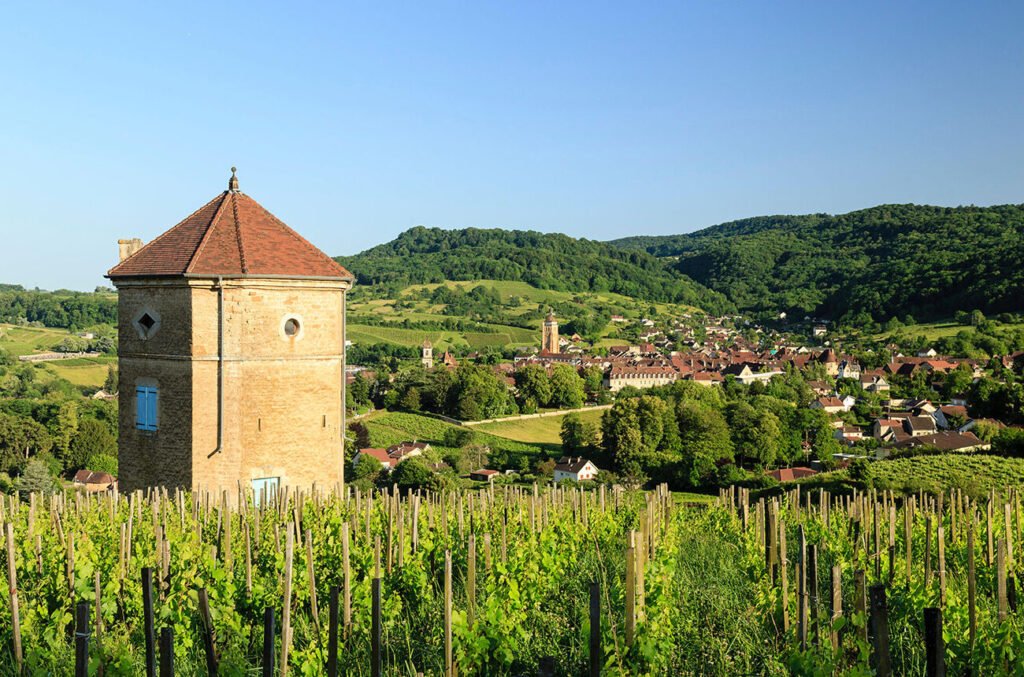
top-left (106, 169), bottom-right (354, 496)
top-left (542, 310), bottom-right (559, 354)
top-left (421, 339), bottom-right (434, 369)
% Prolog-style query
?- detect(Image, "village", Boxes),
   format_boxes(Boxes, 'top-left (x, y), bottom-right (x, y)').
top-left (347, 304), bottom-right (1017, 489)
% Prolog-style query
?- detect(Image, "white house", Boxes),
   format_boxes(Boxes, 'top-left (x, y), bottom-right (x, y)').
top-left (554, 457), bottom-right (600, 482)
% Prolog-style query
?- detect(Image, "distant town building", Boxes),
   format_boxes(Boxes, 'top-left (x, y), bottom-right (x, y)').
top-left (542, 311), bottom-right (559, 354)
top-left (554, 457), bottom-right (599, 482)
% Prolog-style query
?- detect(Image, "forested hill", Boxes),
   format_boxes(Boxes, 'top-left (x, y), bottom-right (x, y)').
top-left (609, 204), bottom-right (1024, 323)
top-left (335, 226), bottom-right (735, 313)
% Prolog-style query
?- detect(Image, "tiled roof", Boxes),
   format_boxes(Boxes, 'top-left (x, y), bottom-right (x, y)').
top-left (108, 181), bottom-right (352, 280)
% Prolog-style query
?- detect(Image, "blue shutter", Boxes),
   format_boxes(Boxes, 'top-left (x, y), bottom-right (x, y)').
top-left (136, 387), bottom-right (146, 429)
top-left (146, 388), bottom-right (158, 431)
top-left (136, 386), bottom-right (158, 430)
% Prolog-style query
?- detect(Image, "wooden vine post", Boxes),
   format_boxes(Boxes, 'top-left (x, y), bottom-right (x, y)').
top-left (6, 523), bottom-right (23, 674)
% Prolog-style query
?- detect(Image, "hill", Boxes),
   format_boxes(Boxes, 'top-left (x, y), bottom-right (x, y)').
top-left (609, 204), bottom-right (1024, 323)
top-left (336, 226), bottom-right (733, 313)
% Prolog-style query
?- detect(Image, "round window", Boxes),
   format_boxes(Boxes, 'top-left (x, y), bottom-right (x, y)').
top-left (284, 318), bottom-right (301, 336)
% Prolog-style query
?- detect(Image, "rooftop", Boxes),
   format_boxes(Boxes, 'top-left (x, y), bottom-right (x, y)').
top-left (108, 169), bottom-right (353, 281)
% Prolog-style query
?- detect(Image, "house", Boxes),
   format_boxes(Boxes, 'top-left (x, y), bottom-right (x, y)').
top-left (840, 395), bottom-right (857, 411)
top-left (806, 380), bottom-right (834, 396)
top-left (386, 441), bottom-right (429, 461)
top-left (354, 441), bottom-right (429, 472)
top-left (469, 469), bottom-right (500, 482)
top-left (553, 457), bottom-right (600, 482)
top-left (605, 365), bottom-right (678, 392)
top-left (837, 360), bottom-right (862, 380)
top-left (722, 363), bottom-right (783, 386)
top-left (835, 426), bottom-right (864, 444)
top-left (354, 448), bottom-right (395, 471)
top-left (893, 431), bottom-right (989, 453)
top-left (766, 467), bottom-right (818, 482)
top-left (610, 315), bottom-right (627, 323)
top-left (817, 349), bottom-right (839, 376)
top-left (73, 470), bottom-right (117, 492)
top-left (860, 374), bottom-right (890, 393)
top-left (905, 416), bottom-right (938, 437)
top-left (811, 397), bottom-right (846, 414)
top-left (812, 325), bottom-right (828, 338)
top-left (917, 348), bottom-right (939, 358)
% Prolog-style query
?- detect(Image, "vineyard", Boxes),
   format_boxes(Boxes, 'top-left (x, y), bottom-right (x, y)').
top-left (1, 482), bottom-right (1024, 674)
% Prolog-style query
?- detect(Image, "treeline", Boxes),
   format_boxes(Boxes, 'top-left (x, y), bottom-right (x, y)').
top-left (583, 371), bottom-right (841, 489)
top-left (0, 287), bottom-right (117, 330)
top-left (336, 226), bottom-right (734, 312)
top-left (0, 349), bottom-right (118, 491)
top-left (610, 204), bottom-right (1024, 323)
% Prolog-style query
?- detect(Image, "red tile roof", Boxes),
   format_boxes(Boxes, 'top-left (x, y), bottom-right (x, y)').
top-left (108, 180), bottom-right (352, 280)
top-left (767, 467), bottom-right (818, 482)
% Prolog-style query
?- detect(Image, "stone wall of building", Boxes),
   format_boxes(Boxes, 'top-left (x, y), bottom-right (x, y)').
top-left (116, 278), bottom-right (347, 495)
top-left (116, 282), bottom-right (196, 492)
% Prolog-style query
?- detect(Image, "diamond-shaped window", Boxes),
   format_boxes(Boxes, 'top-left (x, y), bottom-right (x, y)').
top-left (133, 310), bottom-right (160, 339)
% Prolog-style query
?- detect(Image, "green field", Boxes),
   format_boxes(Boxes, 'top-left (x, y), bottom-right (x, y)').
top-left (363, 411), bottom-right (559, 460)
top-left (876, 319), bottom-right (1024, 342)
top-left (0, 324), bottom-right (68, 356)
top-left (348, 324), bottom-right (533, 350)
top-left (346, 278), bottom-right (700, 352)
top-left (868, 454), bottom-right (1024, 496)
top-left (44, 355), bottom-right (116, 388)
top-left (471, 408), bottom-right (607, 445)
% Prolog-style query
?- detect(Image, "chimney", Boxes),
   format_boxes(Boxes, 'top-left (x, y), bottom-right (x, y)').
top-left (118, 238), bottom-right (143, 262)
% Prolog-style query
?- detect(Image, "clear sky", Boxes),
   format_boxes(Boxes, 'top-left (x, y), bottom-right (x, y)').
top-left (1, 1), bottom-right (1022, 290)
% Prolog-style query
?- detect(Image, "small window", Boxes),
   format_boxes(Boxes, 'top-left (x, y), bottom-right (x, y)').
top-left (284, 318), bottom-right (300, 336)
top-left (136, 386), bottom-right (158, 431)
top-left (132, 308), bottom-right (161, 340)
top-left (252, 477), bottom-right (280, 506)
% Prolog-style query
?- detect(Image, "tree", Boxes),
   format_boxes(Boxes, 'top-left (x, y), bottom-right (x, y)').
top-left (51, 401), bottom-right (79, 461)
top-left (349, 422), bottom-right (371, 449)
top-left (15, 459), bottom-right (56, 498)
top-left (443, 427), bottom-right (475, 448)
top-left (398, 386), bottom-right (422, 412)
top-left (561, 413), bottom-right (598, 452)
top-left (390, 458), bottom-right (434, 489)
top-left (514, 365), bottom-right (552, 409)
top-left (728, 401), bottom-right (783, 468)
top-left (87, 453), bottom-right (118, 475)
top-left (103, 366), bottom-right (118, 394)
top-left (676, 402), bottom-right (733, 488)
top-left (352, 455), bottom-right (383, 482)
top-left (549, 364), bottom-right (585, 409)
top-left (69, 418), bottom-right (116, 470)
top-left (582, 366), bottom-right (605, 401)
top-left (449, 365), bottom-right (515, 421)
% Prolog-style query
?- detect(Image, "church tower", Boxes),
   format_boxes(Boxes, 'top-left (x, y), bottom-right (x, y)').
top-left (421, 339), bottom-right (434, 369)
top-left (107, 169), bottom-right (354, 496)
top-left (542, 310), bottom-right (559, 354)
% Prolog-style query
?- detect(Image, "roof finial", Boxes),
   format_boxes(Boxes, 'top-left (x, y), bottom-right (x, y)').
top-left (228, 166), bottom-right (239, 192)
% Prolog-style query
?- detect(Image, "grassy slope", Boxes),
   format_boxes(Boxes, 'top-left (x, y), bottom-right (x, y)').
top-left (471, 408), bottom-right (606, 445)
top-left (1, 324), bottom-right (112, 388)
top-left (363, 411), bottom-right (560, 460)
top-left (875, 319), bottom-right (1024, 342)
top-left (45, 356), bottom-right (116, 387)
top-left (791, 454), bottom-right (1024, 497)
top-left (0, 324), bottom-right (68, 356)
top-left (347, 279), bottom-right (673, 351)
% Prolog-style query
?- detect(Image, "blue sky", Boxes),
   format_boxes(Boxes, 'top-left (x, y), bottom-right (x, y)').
top-left (1, 1), bottom-right (1022, 290)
